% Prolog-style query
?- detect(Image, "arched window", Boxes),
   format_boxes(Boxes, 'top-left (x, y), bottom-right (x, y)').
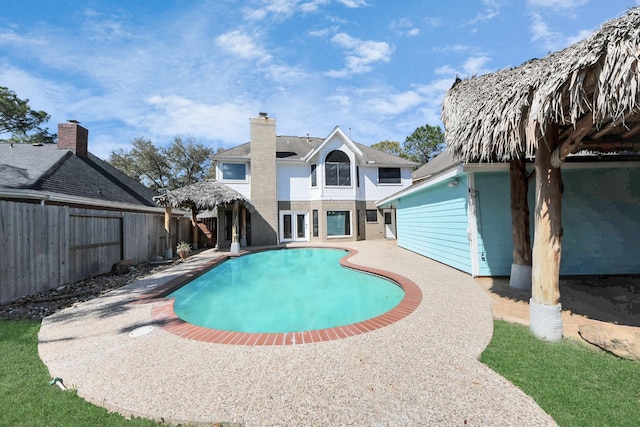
top-left (325, 150), bottom-right (351, 186)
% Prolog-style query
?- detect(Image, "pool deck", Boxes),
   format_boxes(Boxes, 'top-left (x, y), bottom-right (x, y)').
top-left (38, 240), bottom-right (556, 426)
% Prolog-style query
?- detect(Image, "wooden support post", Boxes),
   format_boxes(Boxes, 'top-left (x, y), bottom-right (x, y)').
top-left (509, 156), bottom-right (532, 289)
top-left (240, 205), bottom-right (247, 247)
top-left (191, 208), bottom-right (198, 250)
top-left (164, 206), bottom-right (172, 259)
top-left (530, 122), bottom-right (564, 341)
top-left (230, 200), bottom-right (240, 254)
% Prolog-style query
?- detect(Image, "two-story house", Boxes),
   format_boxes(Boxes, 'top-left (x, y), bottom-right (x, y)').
top-left (211, 113), bottom-right (416, 246)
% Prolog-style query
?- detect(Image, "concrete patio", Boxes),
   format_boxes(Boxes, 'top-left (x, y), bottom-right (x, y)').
top-left (38, 240), bottom-right (556, 426)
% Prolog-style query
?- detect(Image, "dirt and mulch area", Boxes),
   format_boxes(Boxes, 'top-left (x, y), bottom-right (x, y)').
top-left (478, 275), bottom-right (640, 361)
top-left (0, 260), bottom-right (179, 321)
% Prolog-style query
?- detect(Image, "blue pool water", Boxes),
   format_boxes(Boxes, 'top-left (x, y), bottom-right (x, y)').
top-left (169, 248), bottom-right (404, 333)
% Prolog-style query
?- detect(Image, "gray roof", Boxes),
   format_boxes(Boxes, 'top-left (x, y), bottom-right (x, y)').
top-left (0, 143), bottom-right (157, 207)
top-left (213, 135), bottom-right (416, 166)
top-left (412, 150), bottom-right (460, 181)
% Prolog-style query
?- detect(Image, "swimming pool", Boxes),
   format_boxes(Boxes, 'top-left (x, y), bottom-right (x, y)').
top-left (168, 248), bottom-right (405, 333)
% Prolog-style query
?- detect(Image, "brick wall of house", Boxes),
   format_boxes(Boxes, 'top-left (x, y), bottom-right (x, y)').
top-left (249, 115), bottom-right (279, 245)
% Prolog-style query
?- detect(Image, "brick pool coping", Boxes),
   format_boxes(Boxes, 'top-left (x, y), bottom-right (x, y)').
top-left (140, 247), bottom-right (423, 345)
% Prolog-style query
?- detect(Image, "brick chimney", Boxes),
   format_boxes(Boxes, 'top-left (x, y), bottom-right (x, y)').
top-left (249, 113), bottom-right (278, 245)
top-left (58, 121), bottom-right (89, 157)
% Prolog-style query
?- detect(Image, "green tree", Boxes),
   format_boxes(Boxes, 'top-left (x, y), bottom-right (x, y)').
top-left (371, 140), bottom-right (403, 157)
top-left (403, 124), bottom-right (444, 165)
top-left (0, 86), bottom-right (56, 144)
top-left (165, 136), bottom-right (214, 189)
top-left (108, 136), bottom-right (214, 193)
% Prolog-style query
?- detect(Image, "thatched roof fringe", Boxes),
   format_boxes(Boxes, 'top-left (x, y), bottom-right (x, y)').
top-left (442, 7), bottom-right (640, 162)
top-left (154, 180), bottom-right (255, 212)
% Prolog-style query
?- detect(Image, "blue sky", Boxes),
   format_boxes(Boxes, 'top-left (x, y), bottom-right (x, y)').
top-left (1, 0), bottom-right (637, 159)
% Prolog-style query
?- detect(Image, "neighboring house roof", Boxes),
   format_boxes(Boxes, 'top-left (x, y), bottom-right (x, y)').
top-left (378, 150), bottom-right (463, 209)
top-left (213, 135), bottom-right (416, 167)
top-left (0, 143), bottom-right (157, 207)
top-left (412, 150), bottom-right (460, 182)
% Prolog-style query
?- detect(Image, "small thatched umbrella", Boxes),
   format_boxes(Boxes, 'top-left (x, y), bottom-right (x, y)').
top-left (155, 180), bottom-right (254, 254)
top-left (442, 8), bottom-right (640, 340)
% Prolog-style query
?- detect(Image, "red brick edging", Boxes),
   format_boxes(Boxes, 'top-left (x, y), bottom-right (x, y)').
top-left (142, 247), bottom-right (422, 345)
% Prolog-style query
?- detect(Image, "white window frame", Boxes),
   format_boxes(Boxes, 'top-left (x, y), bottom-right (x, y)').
top-left (326, 210), bottom-right (352, 238)
top-left (220, 162), bottom-right (248, 182)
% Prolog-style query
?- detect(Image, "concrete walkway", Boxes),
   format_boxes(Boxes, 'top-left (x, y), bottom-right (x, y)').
top-left (38, 241), bottom-right (556, 426)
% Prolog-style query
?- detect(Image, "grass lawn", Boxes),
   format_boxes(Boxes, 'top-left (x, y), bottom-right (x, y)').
top-left (0, 319), bottom-right (164, 427)
top-left (481, 320), bottom-right (640, 427)
top-left (3, 317), bottom-right (638, 426)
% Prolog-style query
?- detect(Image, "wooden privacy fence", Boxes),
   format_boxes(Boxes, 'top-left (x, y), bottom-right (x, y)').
top-left (0, 201), bottom-right (191, 303)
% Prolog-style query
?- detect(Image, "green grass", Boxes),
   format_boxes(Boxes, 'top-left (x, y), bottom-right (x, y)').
top-left (4, 318), bottom-right (638, 426)
top-left (0, 320), bottom-right (163, 427)
top-left (481, 320), bottom-right (640, 427)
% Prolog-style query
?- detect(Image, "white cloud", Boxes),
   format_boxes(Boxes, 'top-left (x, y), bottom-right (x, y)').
top-left (390, 18), bottom-right (420, 37)
top-left (336, 0), bottom-right (368, 7)
top-left (527, 0), bottom-right (588, 9)
top-left (326, 33), bottom-right (393, 77)
top-left (468, 0), bottom-right (502, 24)
top-left (214, 30), bottom-right (273, 62)
top-left (145, 95), bottom-right (253, 145)
top-left (0, 66), bottom-right (68, 117)
top-left (529, 12), bottom-right (593, 51)
top-left (242, 0), bottom-right (366, 21)
top-left (433, 56), bottom-right (492, 79)
top-left (81, 8), bottom-right (132, 42)
top-left (364, 90), bottom-right (423, 115)
top-left (242, 0), bottom-right (299, 21)
top-left (463, 56), bottom-right (491, 75)
top-left (434, 65), bottom-right (458, 76)
top-left (433, 44), bottom-right (487, 56)
top-left (299, 0), bottom-right (330, 13)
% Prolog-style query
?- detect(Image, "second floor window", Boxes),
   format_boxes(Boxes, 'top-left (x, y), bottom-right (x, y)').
top-left (378, 167), bottom-right (401, 184)
top-left (311, 164), bottom-right (317, 187)
top-left (221, 163), bottom-right (246, 181)
top-left (325, 150), bottom-right (351, 186)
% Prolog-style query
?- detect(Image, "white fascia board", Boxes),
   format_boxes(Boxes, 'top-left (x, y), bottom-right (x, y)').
top-left (376, 164), bottom-right (464, 208)
top-left (302, 126), bottom-right (366, 162)
top-left (0, 188), bottom-right (180, 214)
top-left (462, 162), bottom-right (510, 172)
top-left (369, 162), bottom-right (415, 168)
top-left (212, 156), bottom-right (250, 162)
top-left (277, 158), bottom-right (307, 165)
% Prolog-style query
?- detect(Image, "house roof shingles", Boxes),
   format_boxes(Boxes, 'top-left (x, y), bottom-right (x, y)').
top-left (412, 150), bottom-right (459, 181)
top-left (0, 143), bottom-right (157, 207)
top-left (213, 135), bottom-right (416, 166)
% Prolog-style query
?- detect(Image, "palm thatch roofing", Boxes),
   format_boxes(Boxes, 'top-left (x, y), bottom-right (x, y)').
top-left (442, 7), bottom-right (640, 162)
top-left (154, 180), bottom-right (254, 212)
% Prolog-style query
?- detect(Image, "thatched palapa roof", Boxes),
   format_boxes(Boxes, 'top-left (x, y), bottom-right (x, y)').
top-left (154, 180), bottom-right (254, 212)
top-left (442, 7), bottom-right (640, 162)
